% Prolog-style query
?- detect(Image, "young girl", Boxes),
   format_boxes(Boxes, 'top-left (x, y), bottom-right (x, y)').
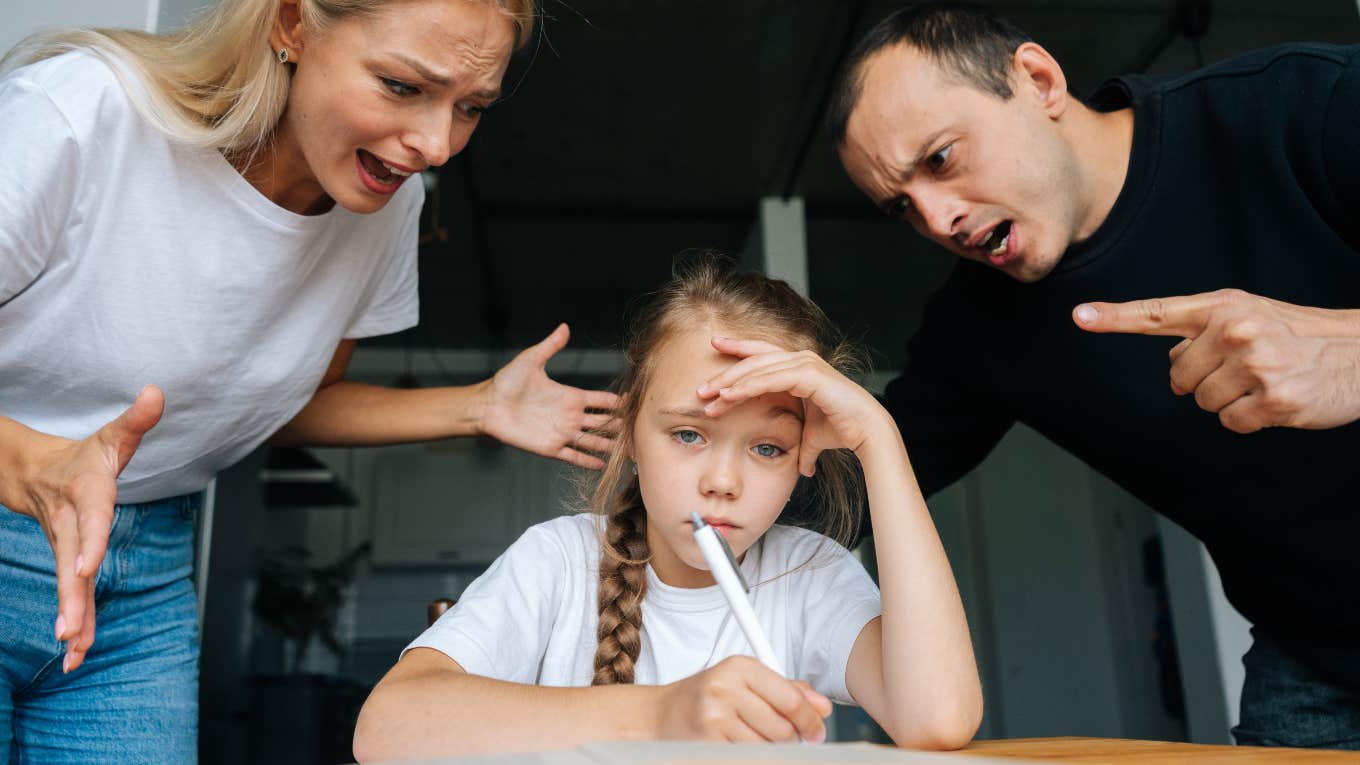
top-left (353, 258), bottom-right (983, 760)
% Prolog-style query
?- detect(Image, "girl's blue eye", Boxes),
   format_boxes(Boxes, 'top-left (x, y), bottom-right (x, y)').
top-left (381, 77), bottom-right (419, 97)
top-left (753, 443), bottom-right (784, 458)
top-left (673, 430), bottom-right (702, 445)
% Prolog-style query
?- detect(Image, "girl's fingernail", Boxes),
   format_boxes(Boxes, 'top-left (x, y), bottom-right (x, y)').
top-left (76, 554), bottom-right (85, 577)
top-left (713, 336), bottom-right (727, 342)
top-left (812, 729), bottom-right (826, 744)
top-left (55, 614), bottom-right (66, 640)
top-left (703, 402), bottom-right (716, 414)
top-left (63, 654), bottom-right (72, 673)
top-left (696, 383), bottom-right (708, 395)
top-left (718, 387), bottom-right (731, 397)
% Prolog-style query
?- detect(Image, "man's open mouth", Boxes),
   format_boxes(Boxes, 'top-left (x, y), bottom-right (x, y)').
top-left (978, 221), bottom-right (1012, 257)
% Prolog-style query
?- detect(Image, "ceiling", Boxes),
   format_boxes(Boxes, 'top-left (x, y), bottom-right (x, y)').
top-left (376, 0), bottom-right (1360, 371)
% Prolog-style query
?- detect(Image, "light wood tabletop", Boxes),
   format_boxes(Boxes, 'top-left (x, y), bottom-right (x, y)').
top-left (956, 737), bottom-right (1360, 762)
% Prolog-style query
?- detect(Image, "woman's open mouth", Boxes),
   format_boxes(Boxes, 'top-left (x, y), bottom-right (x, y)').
top-left (355, 149), bottom-right (412, 195)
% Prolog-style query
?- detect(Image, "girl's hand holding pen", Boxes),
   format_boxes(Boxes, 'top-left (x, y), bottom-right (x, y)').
top-left (653, 655), bottom-right (832, 743)
top-left (698, 337), bottom-right (894, 476)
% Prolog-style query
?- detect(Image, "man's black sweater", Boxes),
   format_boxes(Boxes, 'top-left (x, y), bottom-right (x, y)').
top-left (885, 43), bottom-right (1360, 687)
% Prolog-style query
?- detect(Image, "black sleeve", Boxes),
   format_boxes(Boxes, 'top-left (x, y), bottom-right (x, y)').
top-left (883, 280), bottom-right (1016, 500)
top-left (1322, 49), bottom-right (1360, 251)
top-left (884, 351), bottom-right (1015, 500)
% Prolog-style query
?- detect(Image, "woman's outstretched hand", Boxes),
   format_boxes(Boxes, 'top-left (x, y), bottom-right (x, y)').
top-left (15, 385), bottom-right (164, 673)
top-left (478, 324), bottom-right (620, 469)
top-left (698, 337), bottom-right (893, 477)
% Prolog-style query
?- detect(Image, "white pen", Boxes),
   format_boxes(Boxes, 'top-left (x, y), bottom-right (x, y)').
top-left (690, 512), bottom-right (786, 676)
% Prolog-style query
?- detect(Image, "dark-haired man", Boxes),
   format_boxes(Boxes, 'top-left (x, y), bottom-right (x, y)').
top-left (832, 2), bottom-right (1360, 751)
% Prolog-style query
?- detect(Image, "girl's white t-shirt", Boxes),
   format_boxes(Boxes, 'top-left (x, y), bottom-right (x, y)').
top-left (406, 514), bottom-right (883, 704)
top-left (0, 52), bottom-right (422, 503)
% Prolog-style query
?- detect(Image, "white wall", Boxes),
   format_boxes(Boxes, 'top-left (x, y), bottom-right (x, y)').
top-left (1204, 547), bottom-right (1254, 729)
top-left (157, 0), bottom-right (211, 33)
top-left (1, 1), bottom-right (155, 60)
top-left (1158, 517), bottom-right (1255, 742)
top-left (930, 424), bottom-right (1185, 741)
top-left (0, 0), bottom-right (211, 59)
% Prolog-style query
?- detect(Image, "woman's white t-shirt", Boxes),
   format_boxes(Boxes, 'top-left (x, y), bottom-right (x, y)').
top-left (0, 52), bottom-right (423, 503)
top-left (406, 514), bottom-right (883, 704)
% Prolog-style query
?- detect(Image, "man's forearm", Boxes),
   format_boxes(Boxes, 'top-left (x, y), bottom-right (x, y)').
top-left (271, 380), bottom-right (490, 447)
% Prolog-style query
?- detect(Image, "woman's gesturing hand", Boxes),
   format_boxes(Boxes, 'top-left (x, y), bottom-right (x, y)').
top-left (16, 385), bottom-right (164, 673)
top-left (478, 324), bottom-right (620, 469)
top-left (698, 337), bottom-right (894, 476)
top-left (654, 655), bottom-right (832, 743)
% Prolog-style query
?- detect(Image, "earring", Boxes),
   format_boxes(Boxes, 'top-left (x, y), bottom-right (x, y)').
top-left (631, 462), bottom-right (638, 475)
top-left (276, 48), bottom-right (289, 64)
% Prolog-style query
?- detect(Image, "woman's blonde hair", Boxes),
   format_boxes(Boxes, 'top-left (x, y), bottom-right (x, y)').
top-left (0, 0), bottom-right (535, 157)
top-left (589, 253), bottom-right (868, 686)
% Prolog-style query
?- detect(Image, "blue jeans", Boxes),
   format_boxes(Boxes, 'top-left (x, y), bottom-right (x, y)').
top-left (1232, 627), bottom-right (1360, 750)
top-left (0, 495), bottom-right (199, 764)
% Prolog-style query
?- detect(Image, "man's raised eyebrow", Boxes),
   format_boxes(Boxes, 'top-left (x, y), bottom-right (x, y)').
top-left (902, 128), bottom-right (948, 180)
top-left (876, 128), bottom-right (948, 215)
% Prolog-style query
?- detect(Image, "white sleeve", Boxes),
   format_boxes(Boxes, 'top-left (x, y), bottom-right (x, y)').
top-left (343, 181), bottom-right (422, 339)
top-left (403, 523), bottom-right (567, 683)
top-left (0, 74), bottom-right (81, 306)
top-left (798, 547), bottom-right (882, 705)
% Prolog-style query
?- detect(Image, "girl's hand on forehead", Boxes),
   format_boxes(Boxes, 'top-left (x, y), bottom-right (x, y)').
top-left (698, 337), bottom-right (892, 477)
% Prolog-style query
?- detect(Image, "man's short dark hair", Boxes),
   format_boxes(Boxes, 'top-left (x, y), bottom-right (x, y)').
top-left (827, 3), bottom-right (1033, 144)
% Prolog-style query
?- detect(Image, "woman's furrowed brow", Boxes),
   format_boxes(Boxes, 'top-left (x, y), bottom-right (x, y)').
top-left (390, 53), bottom-right (450, 86)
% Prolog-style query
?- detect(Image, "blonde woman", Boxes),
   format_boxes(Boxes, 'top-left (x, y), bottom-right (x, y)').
top-left (0, 0), bottom-right (618, 760)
